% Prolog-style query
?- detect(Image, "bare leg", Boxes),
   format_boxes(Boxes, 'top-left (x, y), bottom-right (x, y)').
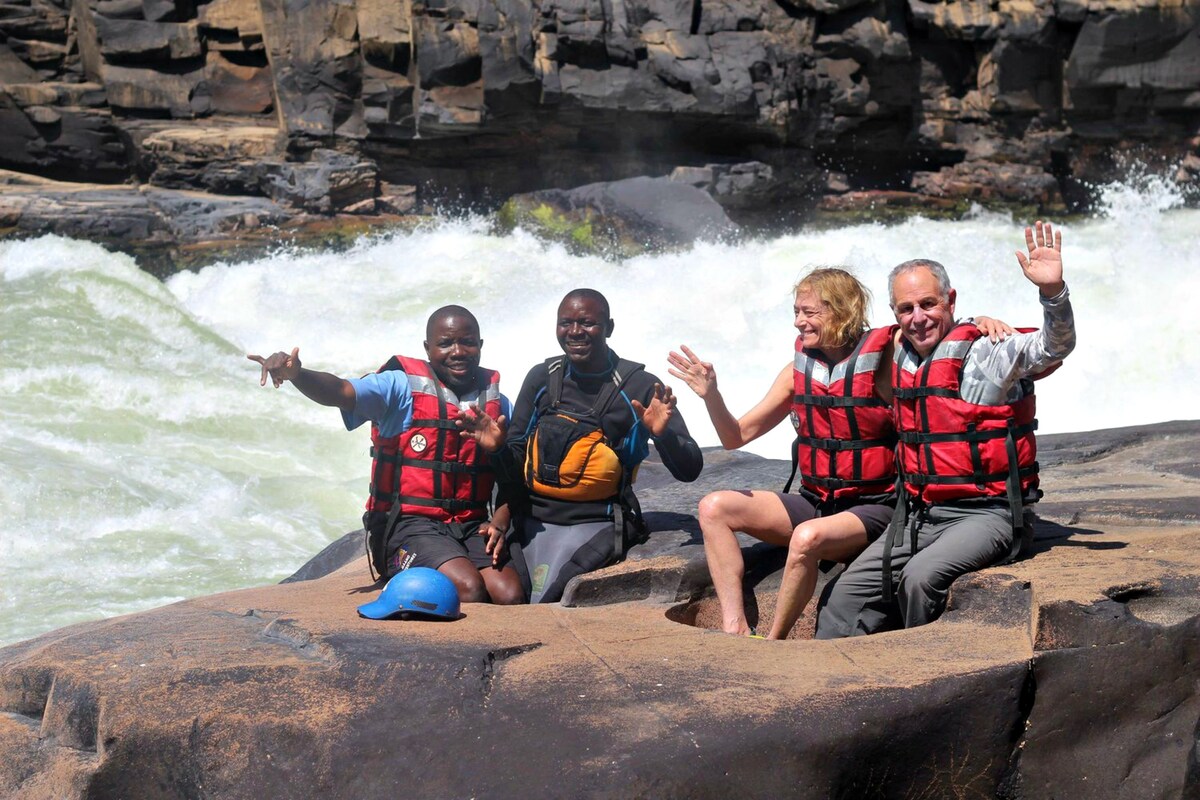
top-left (697, 490), bottom-right (812, 635)
top-left (439, 557), bottom-right (489, 603)
top-left (766, 512), bottom-right (871, 639)
top-left (480, 564), bottom-right (525, 605)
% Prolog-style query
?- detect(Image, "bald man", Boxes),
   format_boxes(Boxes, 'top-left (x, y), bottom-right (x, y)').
top-left (249, 305), bottom-right (525, 605)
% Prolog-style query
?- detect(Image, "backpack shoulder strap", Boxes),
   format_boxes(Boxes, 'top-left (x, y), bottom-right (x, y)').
top-left (593, 358), bottom-right (645, 418)
top-left (544, 356), bottom-right (567, 408)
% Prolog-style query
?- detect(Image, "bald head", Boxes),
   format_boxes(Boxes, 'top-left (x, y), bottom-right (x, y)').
top-left (426, 305), bottom-right (479, 339)
top-left (559, 289), bottom-right (610, 322)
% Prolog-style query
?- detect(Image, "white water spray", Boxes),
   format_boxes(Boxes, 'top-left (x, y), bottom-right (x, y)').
top-left (1, 184), bottom-right (1197, 646)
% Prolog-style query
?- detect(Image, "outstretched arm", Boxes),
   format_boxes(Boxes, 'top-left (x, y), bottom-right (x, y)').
top-left (246, 348), bottom-right (357, 413)
top-left (668, 345), bottom-right (791, 449)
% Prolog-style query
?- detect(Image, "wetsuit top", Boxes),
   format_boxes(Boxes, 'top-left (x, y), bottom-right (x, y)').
top-left (494, 350), bottom-right (703, 526)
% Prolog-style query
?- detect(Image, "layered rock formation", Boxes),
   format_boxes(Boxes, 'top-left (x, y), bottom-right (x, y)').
top-left (2, 420), bottom-right (1199, 798)
top-left (1, 0), bottom-right (1198, 258)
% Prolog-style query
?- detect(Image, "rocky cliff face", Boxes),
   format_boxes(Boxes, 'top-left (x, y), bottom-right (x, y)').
top-left (1, 0), bottom-right (1198, 225)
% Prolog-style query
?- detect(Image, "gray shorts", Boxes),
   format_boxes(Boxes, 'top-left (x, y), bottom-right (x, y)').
top-left (816, 502), bottom-right (1015, 638)
top-left (507, 517), bottom-right (615, 604)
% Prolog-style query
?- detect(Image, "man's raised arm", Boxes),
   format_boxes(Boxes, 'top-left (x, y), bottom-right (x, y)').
top-left (247, 347), bottom-right (357, 414)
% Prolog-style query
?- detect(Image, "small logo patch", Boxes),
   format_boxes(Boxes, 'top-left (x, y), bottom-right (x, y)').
top-left (531, 564), bottom-right (549, 594)
top-left (389, 547), bottom-right (416, 574)
top-left (409, 433), bottom-right (428, 453)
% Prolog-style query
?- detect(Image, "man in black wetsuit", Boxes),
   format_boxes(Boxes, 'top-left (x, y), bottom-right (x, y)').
top-left (460, 288), bottom-right (703, 603)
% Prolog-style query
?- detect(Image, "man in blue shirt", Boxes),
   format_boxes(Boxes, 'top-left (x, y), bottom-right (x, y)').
top-left (249, 305), bottom-right (524, 604)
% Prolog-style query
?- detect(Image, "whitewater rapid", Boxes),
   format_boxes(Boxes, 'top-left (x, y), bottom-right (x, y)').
top-left (1, 183), bottom-right (1197, 646)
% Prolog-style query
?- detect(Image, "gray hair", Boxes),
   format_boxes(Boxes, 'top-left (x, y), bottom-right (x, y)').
top-left (888, 259), bottom-right (952, 306)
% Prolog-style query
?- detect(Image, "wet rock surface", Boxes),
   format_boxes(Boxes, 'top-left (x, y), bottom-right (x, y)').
top-left (496, 175), bottom-right (740, 256)
top-left (2, 0), bottom-right (1199, 266)
top-left (4, 420), bottom-right (1199, 798)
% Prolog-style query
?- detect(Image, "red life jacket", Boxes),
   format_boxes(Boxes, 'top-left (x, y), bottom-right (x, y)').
top-left (891, 323), bottom-right (1039, 504)
top-left (366, 355), bottom-right (501, 523)
top-left (788, 325), bottom-right (897, 503)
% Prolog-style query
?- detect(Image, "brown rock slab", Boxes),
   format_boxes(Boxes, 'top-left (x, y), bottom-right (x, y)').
top-left (2, 421), bottom-right (1200, 797)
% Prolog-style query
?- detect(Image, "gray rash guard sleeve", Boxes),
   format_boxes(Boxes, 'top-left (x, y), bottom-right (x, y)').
top-left (959, 285), bottom-right (1076, 406)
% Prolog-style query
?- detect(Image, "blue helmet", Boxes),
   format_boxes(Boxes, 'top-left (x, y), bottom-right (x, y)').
top-left (357, 567), bottom-right (461, 621)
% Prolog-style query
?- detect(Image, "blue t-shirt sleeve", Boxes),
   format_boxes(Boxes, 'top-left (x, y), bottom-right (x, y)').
top-left (500, 393), bottom-right (513, 422)
top-left (342, 372), bottom-right (414, 438)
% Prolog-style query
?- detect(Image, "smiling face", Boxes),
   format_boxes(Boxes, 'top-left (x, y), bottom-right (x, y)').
top-left (424, 314), bottom-right (482, 394)
top-left (556, 294), bottom-right (613, 372)
top-left (793, 287), bottom-right (833, 351)
top-left (890, 266), bottom-right (956, 358)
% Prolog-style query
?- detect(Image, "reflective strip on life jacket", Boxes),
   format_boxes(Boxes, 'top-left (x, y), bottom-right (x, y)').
top-left (366, 355), bottom-right (500, 524)
top-left (787, 325), bottom-right (897, 503)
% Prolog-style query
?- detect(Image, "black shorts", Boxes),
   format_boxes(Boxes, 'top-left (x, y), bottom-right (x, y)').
top-left (792, 490), bottom-right (896, 542)
top-left (386, 516), bottom-right (507, 574)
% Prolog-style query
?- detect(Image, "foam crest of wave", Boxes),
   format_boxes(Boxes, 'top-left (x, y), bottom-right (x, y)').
top-left (1093, 161), bottom-right (1188, 220)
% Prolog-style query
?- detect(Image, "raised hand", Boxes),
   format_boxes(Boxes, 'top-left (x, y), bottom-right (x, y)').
top-left (456, 404), bottom-right (508, 452)
top-left (1015, 220), bottom-right (1065, 297)
top-left (630, 383), bottom-right (677, 438)
top-left (247, 347), bottom-right (301, 388)
top-left (667, 345), bottom-right (717, 399)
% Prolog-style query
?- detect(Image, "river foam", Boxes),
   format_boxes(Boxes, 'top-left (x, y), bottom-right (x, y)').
top-left (1, 187), bottom-right (1196, 646)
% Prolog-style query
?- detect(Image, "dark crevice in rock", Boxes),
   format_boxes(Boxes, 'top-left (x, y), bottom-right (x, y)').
top-left (996, 663), bottom-right (1037, 800)
top-left (479, 643), bottom-right (543, 705)
top-left (1104, 581), bottom-right (1159, 603)
top-left (42, 675), bottom-right (100, 752)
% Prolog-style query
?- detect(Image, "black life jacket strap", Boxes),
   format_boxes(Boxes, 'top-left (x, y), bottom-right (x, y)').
top-left (397, 495), bottom-right (488, 513)
top-left (904, 463), bottom-right (1038, 486)
top-left (880, 489), bottom-right (911, 604)
top-left (398, 457), bottom-right (492, 475)
top-left (802, 473), bottom-right (898, 489)
top-left (1003, 420), bottom-right (1028, 563)
top-left (792, 394), bottom-right (888, 408)
top-left (409, 417), bottom-right (461, 430)
top-left (369, 445), bottom-right (399, 463)
top-left (897, 421), bottom-right (1037, 445)
top-left (783, 434), bottom-right (801, 494)
top-left (893, 386), bottom-right (959, 400)
top-left (612, 477), bottom-right (648, 562)
top-left (794, 434), bottom-right (896, 452)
